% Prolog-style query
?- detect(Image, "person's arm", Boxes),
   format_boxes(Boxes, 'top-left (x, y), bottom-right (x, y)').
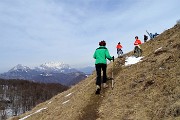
top-left (105, 49), bottom-right (113, 60)
top-left (116, 45), bottom-right (118, 48)
top-left (146, 30), bottom-right (150, 36)
top-left (139, 40), bottom-right (142, 44)
top-left (146, 30), bottom-right (151, 37)
top-left (134, 41), bottom-right (137, 45)
top-left (120, 45), bottom-right (122, 48)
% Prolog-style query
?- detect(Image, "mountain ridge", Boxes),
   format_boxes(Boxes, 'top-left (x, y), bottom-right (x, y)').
top-left (0, 62), bottom-right (89, 86)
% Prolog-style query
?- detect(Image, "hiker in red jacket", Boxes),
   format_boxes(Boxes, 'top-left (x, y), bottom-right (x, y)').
top-left (116, 42), bottom-right (123, 57)
top-left (134, 36), bottom-right (142, 57)
top-left (134, 36), bottom-right (142, 46)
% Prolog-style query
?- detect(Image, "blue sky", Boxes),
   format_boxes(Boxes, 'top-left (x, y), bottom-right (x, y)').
top-left (0, 0), bottom-right (179, 73)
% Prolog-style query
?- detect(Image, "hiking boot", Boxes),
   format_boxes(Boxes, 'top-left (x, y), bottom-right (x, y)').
top-left (95, 85), bottom-right (101, 95)
top-left (103, 83), bottom-right (108, 88)
top-left (95, 88), bottom-right (100, 94)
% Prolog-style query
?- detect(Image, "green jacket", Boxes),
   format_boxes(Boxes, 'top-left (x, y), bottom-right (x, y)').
top-left (93, 46), bottom-right (113, 64)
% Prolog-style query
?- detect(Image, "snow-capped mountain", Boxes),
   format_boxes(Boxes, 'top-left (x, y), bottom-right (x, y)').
top-left (0, 62), bottom-right (87, 86)
top-left (0, 64), bottom-right (38, 80)
top-left (35, 62), bottom-right (78, 73)
top-left (9, 64), bottom-right (31, 72)
top-left (41, 62), bottom-right (70, 69)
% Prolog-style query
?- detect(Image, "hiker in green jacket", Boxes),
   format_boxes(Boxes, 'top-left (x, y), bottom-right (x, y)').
top-left (93, 40), bottom-right (114, 94)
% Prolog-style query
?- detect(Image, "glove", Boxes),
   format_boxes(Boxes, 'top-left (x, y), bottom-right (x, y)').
top-left (112, 56), bottom-right (114, 62)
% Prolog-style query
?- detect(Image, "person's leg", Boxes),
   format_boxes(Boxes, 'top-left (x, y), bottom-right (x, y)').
top-left (102, 64), bottom-right (107, 83)
top-left (102, 64), bottom-right (108, 88)
top-left (120, 49), bottom-right (123, 55)
top-left (95, 64), bottom-right (101, 86)
top-left (134, 46), bottom-right (139, 57)
top-left (117, 49), bottom-right (119, 57)
top-left (95, 64), bottom-right (102, 94)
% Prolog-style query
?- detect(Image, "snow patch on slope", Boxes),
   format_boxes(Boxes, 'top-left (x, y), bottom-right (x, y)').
top-left (125, 56), bottom-right (143, 66)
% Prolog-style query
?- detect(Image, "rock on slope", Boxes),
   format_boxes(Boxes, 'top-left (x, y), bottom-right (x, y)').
top-left (9, 24), bottom-right (180, 120)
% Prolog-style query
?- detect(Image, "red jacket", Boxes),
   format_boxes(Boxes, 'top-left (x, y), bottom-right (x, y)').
top-left (134, 39), bottom-right (142, 45)
top-left (116, 44), bottom-right (122, 49)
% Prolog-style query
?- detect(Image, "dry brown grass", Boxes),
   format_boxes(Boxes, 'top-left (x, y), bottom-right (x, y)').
top-left (9, 24), bottom-right (180, 120)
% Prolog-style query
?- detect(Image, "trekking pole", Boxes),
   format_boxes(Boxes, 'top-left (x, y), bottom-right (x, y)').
top-left (112, 56), bottom-right (115, 89)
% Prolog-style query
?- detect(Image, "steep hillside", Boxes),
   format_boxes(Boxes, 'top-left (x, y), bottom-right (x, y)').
top-left (9, 24), bottom-right (180, 120)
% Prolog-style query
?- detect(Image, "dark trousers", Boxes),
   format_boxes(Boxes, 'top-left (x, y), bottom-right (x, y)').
top-left (95, 64), bottom-right (107, 86)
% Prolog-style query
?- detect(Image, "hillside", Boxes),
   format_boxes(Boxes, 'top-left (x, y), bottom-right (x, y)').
top-left (9, 24), bottom-right (180, 120)
top-left (0, 79), bottom-right (68, 120)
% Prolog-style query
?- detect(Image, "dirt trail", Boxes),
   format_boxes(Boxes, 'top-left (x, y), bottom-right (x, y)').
top-left (79, 82), bottom-right (111, 120)
top-left (79, 94), bottom-right (101, 120)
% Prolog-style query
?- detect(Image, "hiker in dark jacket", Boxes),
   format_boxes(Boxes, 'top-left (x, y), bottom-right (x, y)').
top-left (93, 40), bottom-right (114, 94)
top-left (144, 35), bottom-right (148, 42)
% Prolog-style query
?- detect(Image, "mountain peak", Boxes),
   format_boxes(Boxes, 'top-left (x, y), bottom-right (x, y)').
top-left (41, 62), bottom-right (70, 69)
top-left (8, 62), bottom-right (71, 72)
top-left (9, 64), bottom-right (31, 72)
top-left (34, 62), bottom-right (75, 73)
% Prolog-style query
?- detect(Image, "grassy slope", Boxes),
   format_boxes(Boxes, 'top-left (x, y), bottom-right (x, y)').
top-left (99, 24), bottom-right (180, 120)
top-left (10, 24), bottom-right (180, 120)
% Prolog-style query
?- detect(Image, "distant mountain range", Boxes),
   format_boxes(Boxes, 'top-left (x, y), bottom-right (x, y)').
top-left (0, 62), bottom-right (94, 86)
top-left (77, 66), bottom-right (95, 75)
